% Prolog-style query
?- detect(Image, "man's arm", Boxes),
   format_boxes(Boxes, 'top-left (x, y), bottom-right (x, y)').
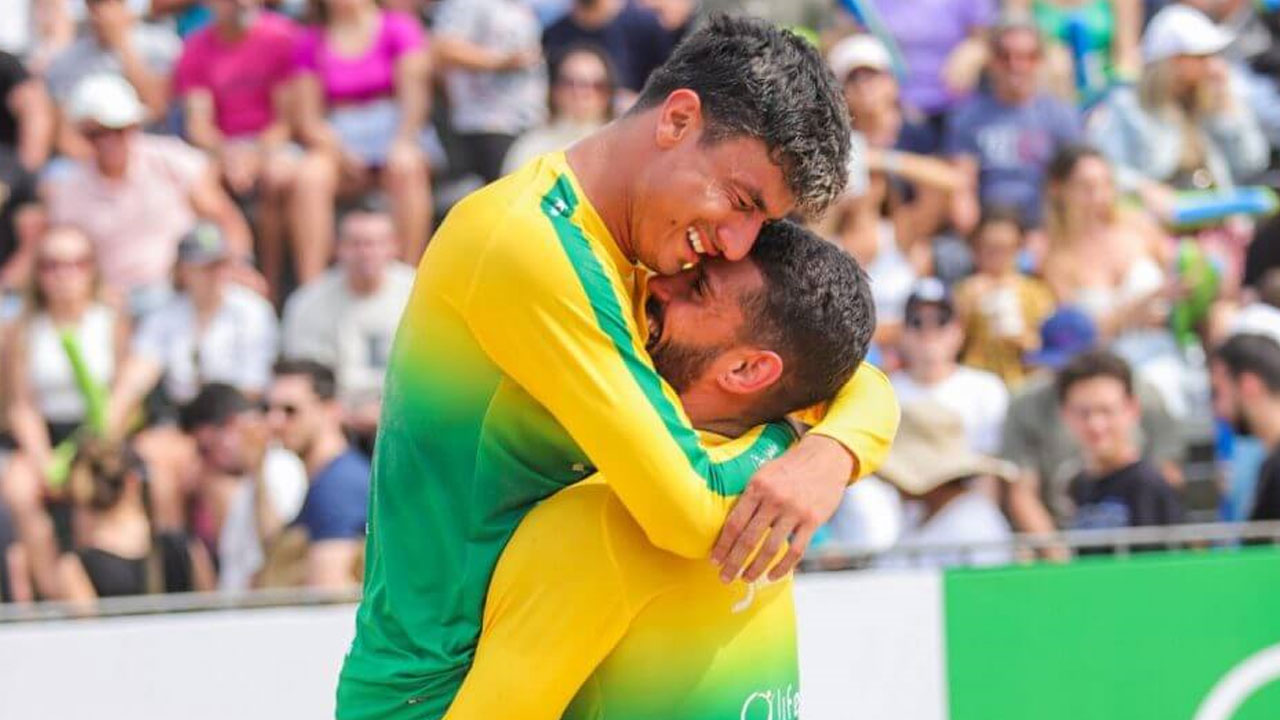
top-left (463, 183), bottom-right (895, 568)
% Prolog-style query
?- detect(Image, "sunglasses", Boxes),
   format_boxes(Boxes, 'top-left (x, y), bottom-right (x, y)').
top-left (556, 76), bottom-right (610, 92)
top-left (905, 312), bottom-right (952, 331)
top-left (37, 256), bottom-right (93, 273)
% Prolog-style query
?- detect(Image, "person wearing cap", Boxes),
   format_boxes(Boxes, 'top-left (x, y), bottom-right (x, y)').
top-left (1086, 2), bottom-right (1267, 191)
top-left (104, 222), bottom-right (278, 534)
top-left (891, 277), bottom-right (1010, 455)
top-left (42, 73), bottom-right (255, 317)
top-left (945, 16), bottom-right (1082, 235)
top-left (1057, 350), bottom-right (1184, 538)
top-left (1000, 307), bottom-right (1184, 531)
top-left (826, 34), bottom-right (961, 328)
top-left (107, 221), bottom-right (278, 431)
top-left (874, 399), bottom-right (1016, 569)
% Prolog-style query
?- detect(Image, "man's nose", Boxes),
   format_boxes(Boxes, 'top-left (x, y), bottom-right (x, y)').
top-left (717, 216), bottom-right (765, 262)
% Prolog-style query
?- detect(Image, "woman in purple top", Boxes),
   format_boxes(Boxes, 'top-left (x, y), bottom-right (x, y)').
top-left (294, 0), bottom-right (432, 265)
top-left (861, 0), bottom-right (996, 122)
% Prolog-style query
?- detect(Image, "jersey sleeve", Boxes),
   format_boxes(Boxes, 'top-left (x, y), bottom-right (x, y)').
top-left (462, 177), bottom-right (796, 558)
top-left (792, 363), bottom-right (900, 481)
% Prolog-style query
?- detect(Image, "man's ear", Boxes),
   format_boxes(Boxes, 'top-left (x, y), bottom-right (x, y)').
top-left (717, 349), bottom-right (784, 396)
top-left (654, 89), bottom-right (704, 149)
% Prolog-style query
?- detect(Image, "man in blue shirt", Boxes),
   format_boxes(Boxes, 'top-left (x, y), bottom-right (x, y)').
top-left (946, 17), bottom-right (1081, 232)
top-left (266, 359), bottom-right (370, 589)
top-left (543, 0), bottom-right (673, 93)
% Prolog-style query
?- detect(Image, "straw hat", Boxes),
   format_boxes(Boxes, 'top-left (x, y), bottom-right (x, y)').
top-left (877, 400), bottom-right (1018, 496)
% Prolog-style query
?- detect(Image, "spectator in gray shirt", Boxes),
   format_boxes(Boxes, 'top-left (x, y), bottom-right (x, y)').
top-left (434, 0), bottom-right (548, 183)
top-left (281, 208), bottom-right (413, 450)
top-left (1001, 307), bottom-right (1184, 532)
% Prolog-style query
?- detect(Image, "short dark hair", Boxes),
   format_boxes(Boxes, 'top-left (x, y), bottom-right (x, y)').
top-left (1055, 350), bottom-right (1133, 403)
top-left (631, 14), bottom-right (851, 217)
top-left (273, 358), bottom-right (337, 401)
top-left (742, 220), bottom-right (875, 422)
top-left (1213, 333), bottom-right (1280, 393)
top-left (180, 382), bottom-right (250, 433)
top-left (971, 205), bottom-right (1026, 242)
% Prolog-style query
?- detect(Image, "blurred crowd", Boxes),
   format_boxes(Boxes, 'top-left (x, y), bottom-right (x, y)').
top-left (3, 0), bottom-right (1280, 604)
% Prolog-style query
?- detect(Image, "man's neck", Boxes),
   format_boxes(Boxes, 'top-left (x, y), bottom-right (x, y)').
top-left (993, 87), bottom-right (1032, 107)
top-left (345, 270), bottom-right (384, 297)
top-left (907, 362), bottom-right (955, 387)
top-left (566, 122), bottom-right (639, 263)
top-left (1249, 400), bottom-right (1280, 451)
top-left (1086, 445), bottom-right (1139, 476)
top-left (305, 429), bottom-right (349, 477)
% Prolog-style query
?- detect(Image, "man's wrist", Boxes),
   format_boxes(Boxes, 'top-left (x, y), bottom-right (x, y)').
top-left (798, 432), bottom-right (857, 483)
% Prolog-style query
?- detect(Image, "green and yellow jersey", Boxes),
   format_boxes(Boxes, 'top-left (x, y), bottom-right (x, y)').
top-left (335, 152), bottom-right (899, 719)
top-left (445, 426), bottom-right (802, 720)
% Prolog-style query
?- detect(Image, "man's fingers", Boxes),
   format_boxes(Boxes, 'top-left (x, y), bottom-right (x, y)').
top-left (718, 503), bottom-right (776, 583)
top-left (711, 491), bottom-right (761, 565)
top-left (768, 525), bottom-right (817, 582)
top-left (741, 515), bottom-right (799, 584)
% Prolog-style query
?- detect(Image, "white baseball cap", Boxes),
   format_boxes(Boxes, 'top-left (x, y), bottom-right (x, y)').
top-left (1142, 4), bottom-right (1233, 63)
top-left (66, 73), bottom-right (146, 129)
top-left (828, 34), bottom-right (892, 81)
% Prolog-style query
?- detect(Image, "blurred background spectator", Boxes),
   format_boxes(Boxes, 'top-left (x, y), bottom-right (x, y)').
top-left (1, 226), bottom-right (123, 599)
top-left (1087, 3), bottom-right (1268, 191)
top-left (58, 438), bottom-right (213, 609)
top-left (946, 16), bottom-right (1081, 235)
top-left (262, 360), bottom-right (368, 589)
top-left (874, 400), bottom-right (1017, 569)
top-left (173, 0), bottom-right (317, 294)
top-left (433, 0), bottom-right (546, 184)
top-left (293, 0), bottom-right (433, 268)
top-left (891, 278), bottom-right (1010, 455)
top-left (954, 207), bottom-right (1055, 385)
top-left (281, 207), bottom-right (411, 454)
top-left (44, 74), bottom-right (254, 316)
top-left (542, 0), bottom-right (671, 102)
top-left (179, 382), bottom-right (307, 592)
top-left (1057, 350), bottom-right (1184, 532)
top-left (502, 41), bottom-right (616, 174)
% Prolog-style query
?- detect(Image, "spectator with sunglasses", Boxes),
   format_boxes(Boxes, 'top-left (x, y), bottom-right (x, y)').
top-left (1, 226), bottom-right (126, 599)
top-left (501, 43), bottom-right (617, 175)
top-left (945, 17), bottom-right (1082, 235)
top-left (42, 74), bottom-right (255, 318)
top-left (264, 360), bottom-right (369, 589)
top-left (891, 278), bottom-right (1010, 455)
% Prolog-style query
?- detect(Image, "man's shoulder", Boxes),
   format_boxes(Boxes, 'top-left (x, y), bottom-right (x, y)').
top-left (316, 450), bottom-right (372, 491)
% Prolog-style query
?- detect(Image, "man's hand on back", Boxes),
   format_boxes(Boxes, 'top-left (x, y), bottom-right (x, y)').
top-left (711, 434), bottom-right (854, 583)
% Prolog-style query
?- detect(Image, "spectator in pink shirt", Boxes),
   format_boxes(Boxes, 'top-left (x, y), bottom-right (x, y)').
top-left (175, 0), bottom-right (334, 296)
top-left (42, 74), bottom-right (255, 317)
top-left (294, 0), bottom-right (432, 265)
